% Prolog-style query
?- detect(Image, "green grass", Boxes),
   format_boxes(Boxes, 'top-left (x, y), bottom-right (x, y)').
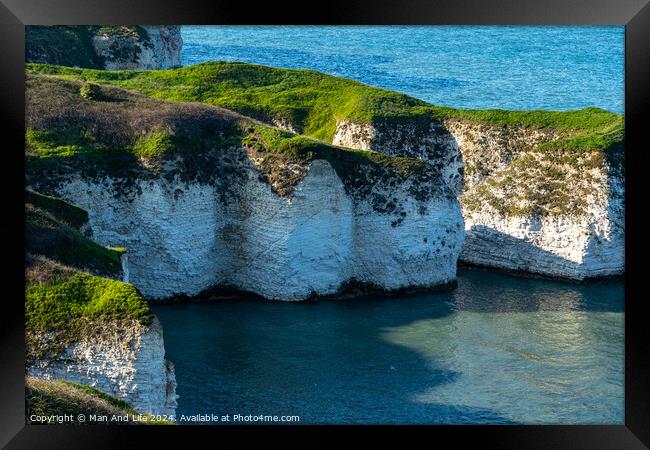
top-left (133, 131), bottom-right (176, 159)
top-left (25, 190), bottom-right (88, 229)
top-left (25, 73), bottom-right (439, 201)
top-left (26, 377), bottom-right (172, 424)
top-left (25, 271), bottom-right (151, 361)
top-left (25, 61), bottom-right (624, 147)
top-left (26, 272), bottom-right (151, 334)
top-left (61, 380), bottom-right (137, 410)
top-left (24, 63), bottom-right (624, 218)
top-left (25, 199), bottom-right (122, 277)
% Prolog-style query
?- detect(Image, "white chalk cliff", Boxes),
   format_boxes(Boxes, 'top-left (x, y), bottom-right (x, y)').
top-left (92, 26), bottom-right (182, 70)
top-left (28, 318), bottom-right (178, 416)
top-left (331, 118), bottom-right (624, 279)
top-left (50, 158), bottom-right (464, 300)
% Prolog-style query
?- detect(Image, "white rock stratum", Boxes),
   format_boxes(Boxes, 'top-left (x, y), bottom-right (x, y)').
top-left (92, 26), bottom-right (182, 70)
top-left (460, 177), bottom-right (624, 279)
top-left (28, 317), bottom-right (178, 416)
top-left (331, 118), bottom-right (624, 279)
top-left (50, 159), bottom-right (464, 300)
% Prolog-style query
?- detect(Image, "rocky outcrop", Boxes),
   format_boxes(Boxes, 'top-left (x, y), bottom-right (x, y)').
top-left (45, 158), bottom-right (463, 300)
top-left (333, 119), bottom-right (464, 195)
top-left (28, 317), bottom-right (178, 417)
top-left (26, 26), bottom-right (182, 70)
top-left (25, 189), bottom-right (177, 417)
top-left (460, 150), bottom-right (624, 279)
top-left (93, 26), bottom-right (182, 70)
top-left (442, 119), bottom-right (558, 190)
top-left (461, 191), bottom-right (624, 279)
top-left (330, 117), bottom-right (624, 280)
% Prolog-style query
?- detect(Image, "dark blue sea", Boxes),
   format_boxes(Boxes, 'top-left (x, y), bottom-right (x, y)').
top-left (159, 26), bottom-right (625, 424)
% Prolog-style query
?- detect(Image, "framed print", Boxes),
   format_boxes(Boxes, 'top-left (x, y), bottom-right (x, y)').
top-left (0, 0), bottom-right (648, 448)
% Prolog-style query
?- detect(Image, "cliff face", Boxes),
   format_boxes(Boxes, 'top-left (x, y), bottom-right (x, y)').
top-left (333, 119), bottom-right (464, 195)
top-left (93, 26), bottom-right (182, 70)
top-left (27, 318), bottom-right (178, 416)
top-left (458, 125), bottom-right (624, 278)
top-left (331, 116), bottom-right (624, 280)
top-left (26, 26), bottom-right (182, 70)
top-left (48, 160), bottom-right (462, 300)
top-left (42, 59), bottom-right (619, 281)
top-left (25, 74), bottom-right (464, 301)
top-left (25, 191), bottom-right (177, 417)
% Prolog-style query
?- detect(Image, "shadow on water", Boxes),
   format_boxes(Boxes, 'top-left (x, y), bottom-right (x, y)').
top-left (152, 268), bottom-right (623, 424)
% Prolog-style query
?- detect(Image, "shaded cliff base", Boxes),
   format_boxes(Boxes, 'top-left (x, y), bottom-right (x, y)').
top-left (161, 278), bottom-right (459, 304)
top-left (457, 260), bottom-right (624, 283)
top-left (159, 263), bottom-right (620, 305)
top-left (26, 377), bottom-right (172, 425)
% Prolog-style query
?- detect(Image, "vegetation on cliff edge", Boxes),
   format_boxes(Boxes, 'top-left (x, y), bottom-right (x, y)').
top-left (25, 62), bottom-right (623, 217)
top-left (26, 377), bottom-right (171, 424)
top-left (25, 190), bottom-right (151, 363)
top-left (25, 73), bottom-right (443, 201)
top-left (26, 191), bottom-right (122, 276)
top-left (26, 61), bottom-right (623, 147)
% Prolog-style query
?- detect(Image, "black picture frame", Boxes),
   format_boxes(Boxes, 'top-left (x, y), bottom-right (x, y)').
top-left (1, 0), bottom-right (648, 448)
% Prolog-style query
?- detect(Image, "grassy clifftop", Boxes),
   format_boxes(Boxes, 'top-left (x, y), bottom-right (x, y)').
top-left (25, 190), bottom-right (151, 363)
top-left (26, 61), bottom-right (623, 148)
top-left (25, 62), bottom-right (623, 218)
top-left (25, 73), bottom-right (441, 200)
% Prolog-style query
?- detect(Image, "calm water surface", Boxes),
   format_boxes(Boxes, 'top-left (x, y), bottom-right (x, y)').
top-left (153, 269), bottom-right (624, 424)
top-left (181, 26), bottom-right (624, 113)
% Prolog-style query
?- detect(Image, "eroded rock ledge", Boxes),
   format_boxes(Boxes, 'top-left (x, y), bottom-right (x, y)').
top-left (28, 318), bottom-right (178, 416)
top-left (331, 117), bottom-right (624, 280)
top-left (26, 26), bottom-right (182, 70)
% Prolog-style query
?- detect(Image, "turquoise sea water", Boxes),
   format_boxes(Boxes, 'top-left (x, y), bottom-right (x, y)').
top-left (181, 25), bottom-right (624, 113)
top-left (154, 269), bottom-right (624, 425)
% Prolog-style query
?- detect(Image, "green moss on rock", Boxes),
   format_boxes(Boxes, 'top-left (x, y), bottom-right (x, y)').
top-left (25, 269), bottom-right (151, 362)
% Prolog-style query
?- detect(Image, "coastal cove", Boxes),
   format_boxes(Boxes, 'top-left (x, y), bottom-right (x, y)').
top-left (153, 269), bottom-right (624, 425)
top-left (23, 25), bottom-right (626, 425)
